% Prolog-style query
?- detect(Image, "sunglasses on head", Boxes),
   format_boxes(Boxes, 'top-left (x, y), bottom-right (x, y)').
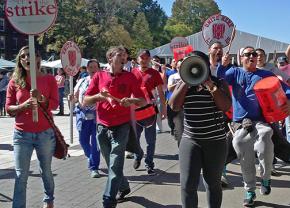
top-left (242, 52), bottom-right (258, 58)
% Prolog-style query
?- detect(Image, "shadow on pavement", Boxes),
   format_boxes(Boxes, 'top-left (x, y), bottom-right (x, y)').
top-left (154, 153), bottom-right (179, 161)
top-left (0, 144), bottom-right (13, 151)
top-left (127, 170), bottom-right (180, 185)
top-left (0, 192), bottom-right (13, 202)
top-left (125, 196), bottom-right (181, 208)
top-left (254, 201), bottom-right (290, 207)
top-left (30, 173), bottom-right (57, 177)
top-left (0, 169), bottom-right (15, 179)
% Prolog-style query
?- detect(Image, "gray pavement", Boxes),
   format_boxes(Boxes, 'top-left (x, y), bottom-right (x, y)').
top-left (1, 102), bottom-right (290, 208)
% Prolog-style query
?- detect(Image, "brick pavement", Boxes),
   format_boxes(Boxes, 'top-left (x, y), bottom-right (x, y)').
top-left (1, 106), bottom-right (290, 208)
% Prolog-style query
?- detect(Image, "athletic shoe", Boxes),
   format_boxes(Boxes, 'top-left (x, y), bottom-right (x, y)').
top-left (147, 167), bottom-right (156, 176)
top-left (260, 179), bottom-right (271, 195)
top-left (133, 160), bottom-right (141, 170)
top-left (243, 191), bottom-right (256, 207)
top-left (90, 170), bottom-right (100, 178)
top-left (116, 188), bottom-right (131, 202)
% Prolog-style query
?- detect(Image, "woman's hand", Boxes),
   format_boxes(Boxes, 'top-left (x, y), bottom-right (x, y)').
top-left (30, 89), bottom-right (41, 101)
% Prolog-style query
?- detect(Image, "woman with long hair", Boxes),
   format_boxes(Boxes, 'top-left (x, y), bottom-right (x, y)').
top-left (6, 46), bottom-right (59, 208)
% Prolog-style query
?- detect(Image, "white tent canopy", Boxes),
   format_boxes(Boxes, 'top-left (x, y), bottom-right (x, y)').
top-left (150, 30), bottom-right (289, 58)
top-left (0, 58), bottom-right (16, 68)
top-left (41, 58), bottom-right (89, 68)
top-left (41, 58), bottom-right (108, 68)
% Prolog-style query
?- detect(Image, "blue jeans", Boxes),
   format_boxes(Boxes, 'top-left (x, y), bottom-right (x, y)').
top-left (97, 123), bottom-right (130, 208)
top-left (58, 87), bottom-right (64, 110)
top-left (12, 128), bottom-right (56, 208)
top-left (78, 119), bottom-right (100, 171)
top-left (75, 107), bottom-right (100, 170)
top-left (135, 115), bottom-right (157, 169)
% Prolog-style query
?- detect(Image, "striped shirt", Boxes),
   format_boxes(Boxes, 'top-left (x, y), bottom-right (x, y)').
top-left (74, 76), bottom-right (95, 111)
top-left (183, 86), bottom-right (226, 141)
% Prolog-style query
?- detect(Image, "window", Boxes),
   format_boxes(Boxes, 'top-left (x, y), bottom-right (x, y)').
top-left (0, 18), bottom-right (4, 31)
top-left (0, 36), bottom-right (5, 49)
top-left (12, 37), bottom-right (17, 50)
top-left (0, 3), bottom-right (4, 14)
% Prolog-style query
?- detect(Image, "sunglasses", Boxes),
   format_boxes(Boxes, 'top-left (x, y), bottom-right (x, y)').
top-left (242, 52), bottom-right (258, 58)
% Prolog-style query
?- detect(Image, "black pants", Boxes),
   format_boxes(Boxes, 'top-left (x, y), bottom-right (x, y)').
top-left (179, 137), bottom-right (227, 208)
top-left (167, 104), bottom-right (178, 132)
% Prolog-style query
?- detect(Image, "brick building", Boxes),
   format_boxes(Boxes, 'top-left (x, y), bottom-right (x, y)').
top-left (0, 1), bottom-right (27, 60)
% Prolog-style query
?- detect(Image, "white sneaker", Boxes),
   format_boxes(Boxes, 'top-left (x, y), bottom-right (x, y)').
top-left (125, 151), bottom-right (134, 159)
top-left (90, 170), bottom-right (100, 178)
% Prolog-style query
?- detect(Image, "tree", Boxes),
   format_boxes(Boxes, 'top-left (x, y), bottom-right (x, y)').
top-left (131, 12), bottom-right (153, 57)
top-left (38, 0), bottom-right (93, 57)
top-left (37, 0), bottom-right (168, 61)
top-left (137, 0), bottom-right (169, 46)
top-left (165, 0), bottom-right (220, 38)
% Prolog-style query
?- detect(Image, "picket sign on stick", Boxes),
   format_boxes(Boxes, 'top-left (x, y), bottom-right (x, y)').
top-left (69, 76), bottom-right (74, 143)
top-left (5, 0), bottom-right (58, 122)
top-left (28, 36), bottom-right (38, 122)
top-left (202, 13), bottom-right (235, 49)
top-left (226, 25), bottom-right (236, 54)
top-left (61, 41), bottom-right (82, 144)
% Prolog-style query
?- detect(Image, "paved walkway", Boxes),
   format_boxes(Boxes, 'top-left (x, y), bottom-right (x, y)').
top-left (1, 103), bottom-right (290, 208)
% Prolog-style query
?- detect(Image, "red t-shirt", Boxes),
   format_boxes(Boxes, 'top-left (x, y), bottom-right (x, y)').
top-left (131, 67), bottom-right (164, 100)
top-left (6, 75), bottom-right (59, 132)
top-left (85, 70), bottom-right (144, 127)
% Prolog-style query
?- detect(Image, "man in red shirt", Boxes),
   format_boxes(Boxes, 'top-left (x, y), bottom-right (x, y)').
top-left (84, 46), bottom-right (146, 208)
top-left (131, 50), bottom-right (167, 175)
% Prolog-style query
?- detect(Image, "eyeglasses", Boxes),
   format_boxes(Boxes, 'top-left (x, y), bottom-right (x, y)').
top-left (242, 52), bottom-right (258, 58)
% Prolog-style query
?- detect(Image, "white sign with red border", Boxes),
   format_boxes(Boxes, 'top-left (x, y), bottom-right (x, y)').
top-left (170, 37), bottom-right (189, 52)
top-left (202, 14), bottom-right (234, 47)
top-left (60, 41), bottom-right (82, 77)
top-left (5, 0), bottom-right (58, 35)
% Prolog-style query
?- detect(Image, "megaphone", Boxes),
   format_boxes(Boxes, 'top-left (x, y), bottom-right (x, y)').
top-left (179, 55), bottom-right (209, 86)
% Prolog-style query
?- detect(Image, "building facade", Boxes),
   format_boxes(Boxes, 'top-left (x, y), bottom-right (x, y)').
top-left (0, 1), bottom-right (27, 60)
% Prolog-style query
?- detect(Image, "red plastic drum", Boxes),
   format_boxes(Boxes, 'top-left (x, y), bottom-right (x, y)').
top-left (254, 76), bottom-right (288, 123)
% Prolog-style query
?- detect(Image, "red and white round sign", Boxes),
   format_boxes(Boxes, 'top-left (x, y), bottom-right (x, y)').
top-left (5, 0), bottom-right (58, 35)
top-left (170, 37), bottom-right (189, 52)
top-left (60, 41), bottom-right (82, 77)
top-left (202, 14), bottom-right (234, 47)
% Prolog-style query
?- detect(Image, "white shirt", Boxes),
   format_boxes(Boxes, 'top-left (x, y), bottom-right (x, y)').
top-left (168, 72), bottom-right (181, 86)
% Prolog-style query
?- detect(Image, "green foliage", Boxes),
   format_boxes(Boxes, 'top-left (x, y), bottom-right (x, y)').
top-left (131, 12), bottom-right (153, 57)
top-left (37, 0), bottom-right (220, 61)
top-left (165, 0), bottom-right (220, 38)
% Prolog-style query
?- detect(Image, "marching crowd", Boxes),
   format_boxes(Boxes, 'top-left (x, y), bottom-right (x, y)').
top-left (2, 42), bottom-right (290, 208)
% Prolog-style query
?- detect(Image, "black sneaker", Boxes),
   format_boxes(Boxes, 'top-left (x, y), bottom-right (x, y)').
top-left (116, 188), bottom-right (131, 202)
top-left (133, 160), bottom-right (141, 170)
top-left (243, 191), bottom-right (256, 207)
top-left (147, 167), bottom-right (156, 176)
top-left (260, 179), bottom-right (271, 195)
